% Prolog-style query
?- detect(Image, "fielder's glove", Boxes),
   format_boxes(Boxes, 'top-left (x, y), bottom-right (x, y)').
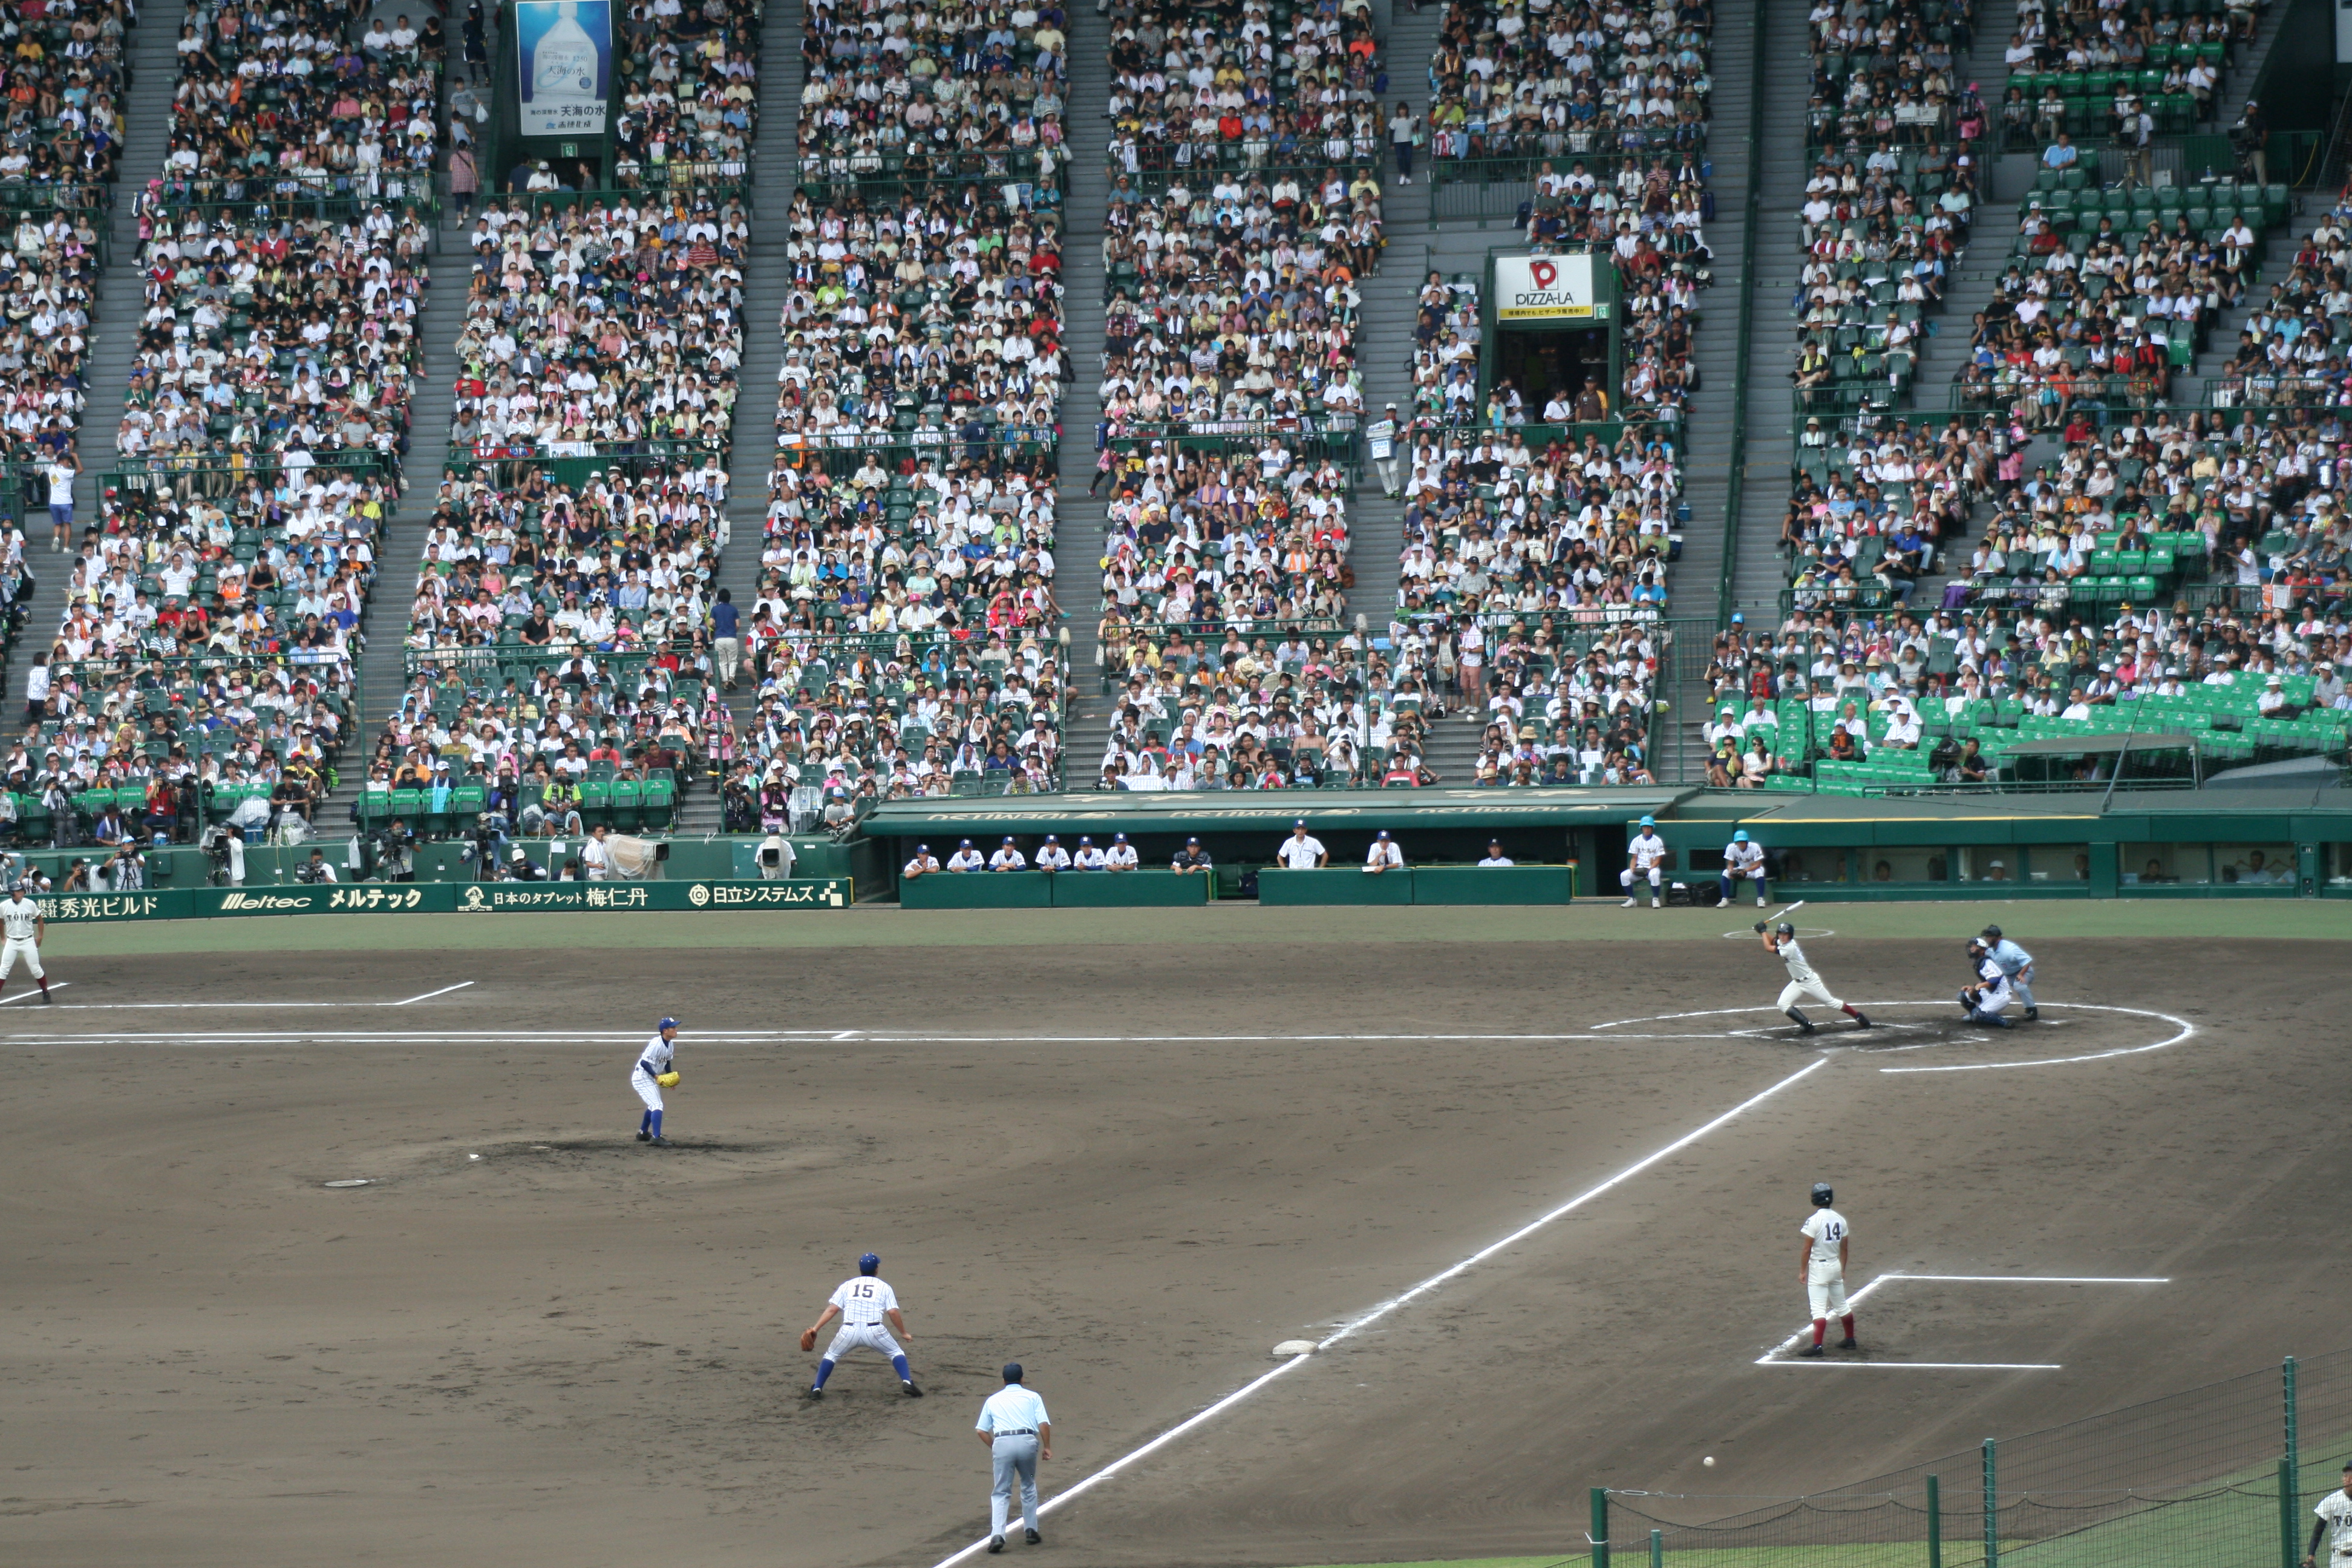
top-left (800, 1328), bottom-right (818, 1353)
top-left (656, 1071), bottom-right (681, 1088)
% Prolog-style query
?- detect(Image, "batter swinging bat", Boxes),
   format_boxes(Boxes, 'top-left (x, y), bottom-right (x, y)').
top-left (1772, 900), bottom-right (1807, 921)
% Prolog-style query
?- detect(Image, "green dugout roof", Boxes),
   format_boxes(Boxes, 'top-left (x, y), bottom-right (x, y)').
top-left (863, 786), bottom-right (1688, 838)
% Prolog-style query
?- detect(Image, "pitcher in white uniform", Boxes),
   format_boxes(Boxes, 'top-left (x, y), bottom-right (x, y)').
top-left (630, 1017), bottom-right (678, 1143)
top-left (0, 881), bottom-right (51, 1002)
top-left (803, 1252), bottom-right (923, 1399)
top-left (1795, 1181), bottom-right (1857, 1356)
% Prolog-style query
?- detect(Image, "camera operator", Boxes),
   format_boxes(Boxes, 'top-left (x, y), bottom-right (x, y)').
top-left (61, 856), bottom-right (93, 892)
top-left (2233, 98), bottom-right (2268, 185)
top-left (105, 840), bottom-right (145, 892)
top-left (376, 817), bottom-right (416, 883)
top-left (293, 846), bottom-right (338, 884)
top-left (503, 844), bottom-right (547, 881)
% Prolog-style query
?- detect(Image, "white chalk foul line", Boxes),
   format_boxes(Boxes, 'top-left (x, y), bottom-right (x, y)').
top-left (1890, 1274), bottom-right (2167, 1284)
top-left (1762, 1361), bottom-right (2065, 1371)
top-left (0, 981), bottom-right (70, 1005)
top-left (385, 981), bottom-right (475, 1006)
top-left (921, 1056), bottom-right (1832, 1568)
top-left (1757, 1272), bottom-right (2167, 1365)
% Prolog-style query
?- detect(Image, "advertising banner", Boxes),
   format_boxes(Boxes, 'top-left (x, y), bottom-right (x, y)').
top-left (33, 880), bottom-right (852, 923)
top-left (1494, 253), bottom-right (1599, 321)
top-left (515, 0), bottom-right (612, 139)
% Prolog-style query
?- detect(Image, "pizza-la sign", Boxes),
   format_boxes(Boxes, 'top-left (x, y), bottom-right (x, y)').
top-left (1497, 253), bottom-right (1598, 320)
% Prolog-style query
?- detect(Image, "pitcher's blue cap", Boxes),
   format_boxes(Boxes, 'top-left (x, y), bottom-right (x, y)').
top-left (658, 1017), bottom-right (679, 1031)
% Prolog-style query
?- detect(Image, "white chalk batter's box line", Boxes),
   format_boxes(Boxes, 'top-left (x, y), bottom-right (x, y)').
top-left (1757, 1272), bottom-right (2169, 1369)
top-left (1590, 1002), bottom-right (2196, 1073)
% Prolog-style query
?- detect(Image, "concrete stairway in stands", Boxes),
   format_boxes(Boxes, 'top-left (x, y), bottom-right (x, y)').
top-left (3, 8), bottom-right (177, 719)
top-left (1047, 0), bottom-right (1111, 772)
top-left (672, 4), bottom-right (804, 837)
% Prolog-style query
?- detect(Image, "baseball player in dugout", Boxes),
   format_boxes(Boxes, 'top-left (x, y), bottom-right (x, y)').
top-left (0, 880), bottom-right (51, 1002)
top-left (1621, 815), bottom-right (1668, 907)
top-left (1797, 1182), bottom-right (1858, 1357)
top-left (802, 1252), bottom-right (923, 1399)
top-left (1758, 920), bottom-right (1870, 1034)
top-left (631, 1018), bottom-right (682, 1144)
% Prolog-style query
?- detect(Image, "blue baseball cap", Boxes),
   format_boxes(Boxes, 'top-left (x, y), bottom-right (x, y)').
top-left (858, 1252), bottom-right (880, 1275)
top-left (1639, 815), bottom-right (1655, 828)
top-left (658, 1017), bottom-right (679, 1031)
top-left (1733, 830), bottom-right (1749, 843)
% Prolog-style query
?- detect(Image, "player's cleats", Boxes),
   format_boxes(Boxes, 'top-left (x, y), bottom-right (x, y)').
top-left (1756, 897), bottom-right (1766, 906)
top-left (1620, 896), bottom-right (1636, 907)
top-left (988, 1537), bottom-right (1006, 1553)
top-left (636, 1130), bottom-right (652, 1142)
top-left (2024, 1007), bottom-right (2039, 1021)
top-left (1838, 1336), bottom-right (1859, 1349)
top-left (1716, 897), bottom-right (1730, 908)
top-left (1797, 1021), bottom-right (1817, 1036)
top-left (648, 1135), bottom-right (670, 1146)
top-left (903, 1380), bottom-right (924, 1397)
top-left (1852, 1012), bottom-right (1871, 1030)
top-left (1797, 1343), bottom-right (1824, 1357)
top-left (1026, 1529), bottom-right (1042, 1544)
top-left (805, 1387), bottom-right (824, 1400)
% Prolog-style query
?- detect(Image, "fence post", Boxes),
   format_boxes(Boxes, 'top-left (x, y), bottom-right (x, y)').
top-left (1650, 1527), bottom-right (1663, 1568)
top-left (1927, 1473), bottom-right (1941, 1568)
top-left (1592, 1487), bottom-right (1610, 1568)
top-left (2286, 1356), bottom-right (2301, 1491)
top-left (1982, 1439), bottom-right (1998, 1568)
top-left (2282, 1457), bottom-right (2299, 1568)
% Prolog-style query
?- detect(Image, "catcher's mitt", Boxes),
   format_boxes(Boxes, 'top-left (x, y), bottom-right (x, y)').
top-left (799, 1328), bottom-right (818, 1353)
top-left (656, 1071), bottom-right (681, 1088)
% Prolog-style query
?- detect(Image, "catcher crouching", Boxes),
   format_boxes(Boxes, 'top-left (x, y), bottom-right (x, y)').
top-left (632, 1016), bottom-right (682, 1144)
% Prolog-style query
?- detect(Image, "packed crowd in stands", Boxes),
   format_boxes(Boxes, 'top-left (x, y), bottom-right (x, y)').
top-left (1993, 0), bottom-right (2246, 151)
top-left (1424, 0), bottom-right (1714, 165)
top-left (162, 0), bottom-right (440, 205)
top-left (2209, 189), bottom-right (2352, 406)
top-left (608, 0), bottom-right (760, 189)
top-left (450, 191), bottom-right (748, 459)
top-left (1805, 0), bottom-right (1976, 154)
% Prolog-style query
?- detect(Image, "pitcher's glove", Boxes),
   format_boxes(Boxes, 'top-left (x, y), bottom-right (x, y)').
top-left (800, 1328), bottom-right (818, 1353)
top-left (656, 1071), bottom-right (681, 1088)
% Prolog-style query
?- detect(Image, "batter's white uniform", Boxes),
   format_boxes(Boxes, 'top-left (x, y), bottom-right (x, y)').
top-left (0, 892), bottom-right (42, 979)
top-left (1622, 829), bottom-right (1668, 897)
top-left (1803, 1206), bottom-right (1850, 1319)
top-left (823, 1273), bottom-right (907, 1363)
top-left (631, 1030), bottom-right (675, 1113)
top-left (1775, 936), bottom-right (1843, 1011)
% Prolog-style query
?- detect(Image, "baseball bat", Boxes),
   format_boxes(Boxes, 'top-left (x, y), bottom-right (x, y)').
top-left (1774, 900), bottom-right (1806, 920)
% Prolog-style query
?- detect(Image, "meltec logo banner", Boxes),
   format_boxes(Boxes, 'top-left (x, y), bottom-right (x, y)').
top-left (1496, 254), bottom-right (1597, 320)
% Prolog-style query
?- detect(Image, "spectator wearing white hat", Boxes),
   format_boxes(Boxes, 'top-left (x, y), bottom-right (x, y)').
top-left (1364, 831), bottom-right (1405, 874)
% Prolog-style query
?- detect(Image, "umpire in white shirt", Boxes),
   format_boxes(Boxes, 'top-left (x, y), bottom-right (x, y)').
top-left (976, 1362), bottom-right (1052, 1552)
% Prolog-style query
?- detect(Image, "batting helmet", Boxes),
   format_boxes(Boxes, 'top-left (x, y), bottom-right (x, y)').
top-left (1811, 1182), bottom-right (1834, 1207)
top-left (858, 1252), bottom-right (880, 1276)
top-left (1980, 924), bottom-right (2004, 942)
top-left (1775, 921), bottom-right (1795, 938)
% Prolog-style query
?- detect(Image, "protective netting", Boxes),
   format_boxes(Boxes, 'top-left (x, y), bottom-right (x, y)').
top-left (1601, 1350), bottom-right (2352, 1568)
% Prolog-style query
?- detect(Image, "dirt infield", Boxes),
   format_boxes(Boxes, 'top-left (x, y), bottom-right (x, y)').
top-left (5, 934), bottom-right (2346, 1568)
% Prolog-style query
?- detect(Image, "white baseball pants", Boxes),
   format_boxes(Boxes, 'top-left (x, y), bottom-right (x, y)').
top-left (823, 1321), bottom-right (906, 1363)
top-left (1621, 867), bottom-right (1662, 887)
top-left (1778, 978), bottom-right (1842, 1011)
top-left (630, 1067), bottom-right (663, 1113)
top-left (1, 936), bottom-right (43, 979)
top-left (1807, 1260), bottom-right (1848, 1319)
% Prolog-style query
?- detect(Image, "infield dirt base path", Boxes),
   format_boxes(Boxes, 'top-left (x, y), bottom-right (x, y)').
top-left (4, 935), bottom-right (2343, 1568)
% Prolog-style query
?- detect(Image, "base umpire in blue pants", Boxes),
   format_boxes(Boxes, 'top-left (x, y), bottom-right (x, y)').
top-left (975, 1362), bottom-right (1052, 1551)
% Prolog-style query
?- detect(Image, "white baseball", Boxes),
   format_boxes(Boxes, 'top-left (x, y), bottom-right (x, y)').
top-left (1704, 1456), bottom-right (1716, 1467)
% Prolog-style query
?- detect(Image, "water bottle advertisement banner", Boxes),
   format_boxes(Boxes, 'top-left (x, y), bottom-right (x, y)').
top-left (515, 0), bottom-right (611, 138)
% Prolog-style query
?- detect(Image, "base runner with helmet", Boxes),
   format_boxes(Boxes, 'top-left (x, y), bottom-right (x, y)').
top-left (1757, 920), bottom-right (1870, 1034)
top-left (1717, 830), bottom-right (1768, 909)
top-left (802, 1252), bottom-right (923, 1399)
top-left (631, 1018), bottom-right (682, 1143)
top-left (1959, 939), bottom-right (2016, 1028)
top-left (0, 880), bottom-right (50, 1002)
top-left (1795, 1181), bottom-right (1857, 1357)
top-left (1978, 925), bottom-right (2038, 1019)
